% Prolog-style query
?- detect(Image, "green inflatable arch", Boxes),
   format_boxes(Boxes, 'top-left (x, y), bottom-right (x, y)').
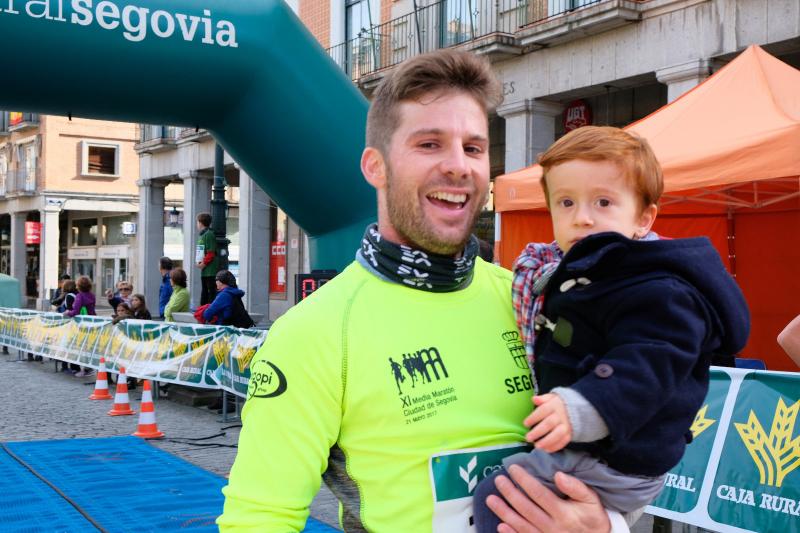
top-left (0, 0), bottom-right (374, 271)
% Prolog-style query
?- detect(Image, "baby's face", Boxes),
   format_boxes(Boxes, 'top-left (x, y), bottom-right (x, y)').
top-left (546, 159), bottom-right (656, 253)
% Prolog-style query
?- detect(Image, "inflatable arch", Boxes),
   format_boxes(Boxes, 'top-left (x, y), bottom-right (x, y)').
top-left (0, 0), bottom-right (374, 271)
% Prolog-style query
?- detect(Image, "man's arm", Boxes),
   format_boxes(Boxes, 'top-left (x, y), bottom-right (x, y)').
top-left (486, 465), bottom-right (620, 533)
top-left (218, 313), bottom-right (342, 531)
top-left (777, 314), bottom-right (800, 368)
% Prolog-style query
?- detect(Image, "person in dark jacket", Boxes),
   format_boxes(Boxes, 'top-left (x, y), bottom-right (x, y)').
top-left (130, 293), bottom-right (152, 320)
top-left (474, 126), bottom-right (750, 530)
top-left (158, 256), bottom-right (174, 318)
top-left (201, 270), bottom-right (254, 328)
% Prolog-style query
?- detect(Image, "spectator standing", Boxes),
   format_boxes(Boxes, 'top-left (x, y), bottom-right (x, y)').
top-left (130, 293), bottom-right (152, 320)
top-left (164, 268), bottom-right (190, 322)
top-left (58, 279), bottom-right (80, 373)
top-left (106, 280), bottom-right (133, 310)
top-left (201, 270), bottom-right (254, 328)
top-left (50, 274), bottom-right (71, 310)
top-left (158, 257), bottom-right (174, 318)
top-left (195, 213), bottom-right (219, 305)
top-left (65, 276), bottom-right (96, 377)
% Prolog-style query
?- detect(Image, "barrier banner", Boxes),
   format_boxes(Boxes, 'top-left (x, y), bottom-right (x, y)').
top-left (647, 368), bottom-right (800, 532)
top-left (0, 308), bottom-right (266, 397)
top-left (3, 308), bottom-right (798, 531)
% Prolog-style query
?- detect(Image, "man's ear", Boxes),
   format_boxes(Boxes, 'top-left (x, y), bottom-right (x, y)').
top-left (361, 147), bottom-right (387, 189)
top-left (636, 203), bottom-right (658, 237)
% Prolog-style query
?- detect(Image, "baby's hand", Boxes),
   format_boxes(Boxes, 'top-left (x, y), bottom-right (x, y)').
top-left (523, 393), bottom-right (572, 453)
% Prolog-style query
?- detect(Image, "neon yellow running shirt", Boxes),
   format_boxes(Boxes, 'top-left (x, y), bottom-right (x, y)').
top-left (218, 259), bottom-right (533, 532)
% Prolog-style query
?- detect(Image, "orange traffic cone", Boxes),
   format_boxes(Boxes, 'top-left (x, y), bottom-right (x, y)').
top-left (89, 357), bottom-right (113, 400)
top-left (133, 380), bottom-right (164, 439)
top-left (108, 367), bottom-right (136, 416)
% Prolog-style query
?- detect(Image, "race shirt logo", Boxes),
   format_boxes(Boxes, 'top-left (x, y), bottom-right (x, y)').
top-left (390, 346), bottom-right (456, 425)
top-left (247, 359), bottom-right (287, 399)
top-left (389, 347), bottom-right (448, 396)
top-left (502, 331), bottom-right (528, 370)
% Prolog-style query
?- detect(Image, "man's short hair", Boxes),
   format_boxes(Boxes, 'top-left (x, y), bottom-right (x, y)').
top-left (197, 213), bottom-right (212, 228)
top-left (159, 256), bottom-right (174, 271)
top-left (60, 274), bottom-right (71, 280)
top-left (170, 268), bottom-right (187, 288)
top-left (538, 126), bottom-right (664, 210)
top-left (366, 49), bottom-right (502, 155)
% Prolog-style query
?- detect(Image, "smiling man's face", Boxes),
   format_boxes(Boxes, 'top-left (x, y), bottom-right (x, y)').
top-left (368, 90), bottom-right (490, 256)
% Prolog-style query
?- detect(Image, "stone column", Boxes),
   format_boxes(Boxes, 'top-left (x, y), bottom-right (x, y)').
top-left (37, 200), bottom-right (62, 310)
top-left (656, 59), bottom-right (712, 103)
top-left (238, 170), bottom-right (270, 323)
top-left (497, 99), bottom-right (563, 172)
top-left (137, 179), bottom-right (166, 317)
top-left (9, 211), bottom-right (27, 303)
top-left (182, 171), bottom-right (212, 308)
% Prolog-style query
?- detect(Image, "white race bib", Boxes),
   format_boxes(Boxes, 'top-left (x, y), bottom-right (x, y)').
top-left (429, 443), bottom-right (529, 532)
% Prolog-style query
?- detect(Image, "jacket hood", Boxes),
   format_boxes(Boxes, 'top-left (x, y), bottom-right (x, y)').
top-left (564, 232), bottom-right (750, 356)
top-left (223, 287), bottom-right (245, 298)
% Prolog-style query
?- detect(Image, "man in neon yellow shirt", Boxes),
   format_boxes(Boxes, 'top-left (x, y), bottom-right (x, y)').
top-left (219, 50), bottom-right (620, 533)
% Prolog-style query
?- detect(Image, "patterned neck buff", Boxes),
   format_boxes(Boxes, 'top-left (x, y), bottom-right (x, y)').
top-left (358, 224), bottom-right (479, 292)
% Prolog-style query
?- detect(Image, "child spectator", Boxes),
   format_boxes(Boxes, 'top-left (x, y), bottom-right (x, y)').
top-left (65, 276), bottom-right (96, 377)
top-left (130, 293), bottom-right (152, 320)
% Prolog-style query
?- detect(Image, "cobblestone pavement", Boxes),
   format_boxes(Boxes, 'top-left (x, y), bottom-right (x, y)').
top-left (1, 350), bottom-right (671, 532)
top-left (0, 350), bottom-right (340, 529)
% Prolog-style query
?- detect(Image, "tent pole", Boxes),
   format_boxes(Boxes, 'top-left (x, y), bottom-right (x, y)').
top-left (727, 209), bottom-right (736, 278)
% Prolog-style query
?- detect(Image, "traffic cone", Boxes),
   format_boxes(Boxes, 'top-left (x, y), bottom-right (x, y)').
top-left (107, 367), bottom-right (136, 416)
top-left (132, 380), bottom-right (164, 439)
top-left (89, 357), bottom-right (113, 400)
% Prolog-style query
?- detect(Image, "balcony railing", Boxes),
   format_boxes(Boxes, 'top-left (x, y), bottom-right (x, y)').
top-left (7, 112), bottom-right (39, 132)
top-left (0, 112), bottom-right (9, 136)
top-left (5, 168), bottom-right (39, 194)
top-left (327, 0), bottom-right (609, 81)
top-left (140, 125), bottom-right (178, 143)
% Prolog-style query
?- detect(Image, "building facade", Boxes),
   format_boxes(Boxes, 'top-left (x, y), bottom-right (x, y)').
top-left (0, 113), bottom-right (145, 309)
top-left (320, 0), bottom-right (800, 241)
top-left (135, 0), bottom-right (799, 323)
top-left (135, 127), bottom-right (300, 323)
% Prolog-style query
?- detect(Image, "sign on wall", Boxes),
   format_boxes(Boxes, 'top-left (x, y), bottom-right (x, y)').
top-left (563, 99), bottom-right (592, 132)
top-left (24, 221), bottom-right (41, 244)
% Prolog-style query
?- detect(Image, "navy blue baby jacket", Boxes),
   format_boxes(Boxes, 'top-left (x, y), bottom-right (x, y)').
top-left (535, 232), bottom-right (750, 476)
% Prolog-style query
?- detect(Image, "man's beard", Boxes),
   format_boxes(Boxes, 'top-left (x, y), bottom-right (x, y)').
top-left (385, 172), bottom-right (485, 256)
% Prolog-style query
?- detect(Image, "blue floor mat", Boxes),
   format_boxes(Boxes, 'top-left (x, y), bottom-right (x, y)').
top-left (1, 436), bottom-right (339, 532)
top-left (0, 444), bottom-right (95, 532)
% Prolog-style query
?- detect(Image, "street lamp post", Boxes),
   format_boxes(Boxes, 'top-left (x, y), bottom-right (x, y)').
top-left (211, 143), bottom-right (230, 271)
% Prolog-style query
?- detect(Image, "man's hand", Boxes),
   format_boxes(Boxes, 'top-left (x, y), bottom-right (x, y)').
top-left (524, 393), bottom-right (572, 452)
top-left (196, 261), bottom-right (205, 269)
top-left (486, 465), bottom-right (611, 533)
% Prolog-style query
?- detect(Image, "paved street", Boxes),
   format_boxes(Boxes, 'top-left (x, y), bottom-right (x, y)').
top-left (1, 349), bottom-right (673, 532)
top-left (0, 349), bottom-right (340, 529)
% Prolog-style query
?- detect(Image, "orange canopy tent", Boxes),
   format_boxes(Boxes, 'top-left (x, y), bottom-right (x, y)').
top-left (494, 45), bottom-right (800, 371)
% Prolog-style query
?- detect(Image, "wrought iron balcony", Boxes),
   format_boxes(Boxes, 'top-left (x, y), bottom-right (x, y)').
top-left (326, 0), bottom-right (631, 83)
top-left (5, 168), bottom-right (39, 194)
top-left (135, 124), bottom-right (179, 154)
top-left (0, 112), bottom-right (9, 137)
top-left (7, 112), bottom-right (39, 132)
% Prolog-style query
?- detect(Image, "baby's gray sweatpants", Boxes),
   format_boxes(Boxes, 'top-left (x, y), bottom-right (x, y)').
top-left (503, 448), bottom-right (666, 513)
